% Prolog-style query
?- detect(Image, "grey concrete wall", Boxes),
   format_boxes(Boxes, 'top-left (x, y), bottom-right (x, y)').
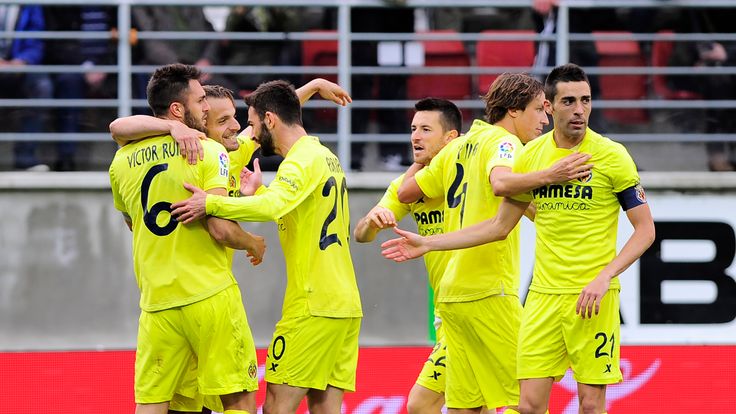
top-left (0, 173), bottom-right (430, 351)
top-left (2, 171), bottom-right (734, 351)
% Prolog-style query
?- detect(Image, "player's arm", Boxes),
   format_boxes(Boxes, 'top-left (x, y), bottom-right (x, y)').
top-left (354, 205), bottom-right (397, 243)
top-left (109, 115), bottom-right (205, 164)
top-left (382, 197), bottom-right (529, 261)
top-left (203, 187), bottom-right (266, 264)
top-left (397, 163), bottom-right (426, 204)
top-left (490, 152), bottom-right (593, 197)
top-left (171, 158), bottom-right (314, 223)
top-left (295, 78), bottom-right (352, 107)
top-left (576, 187), bottom-right (655, 318)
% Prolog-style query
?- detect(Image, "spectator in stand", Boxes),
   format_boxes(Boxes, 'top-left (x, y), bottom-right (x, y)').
top-left (668, 8), bottom-right (736, 171)
top-left (530, 0), bottom-right (617, 132)
top-left (131, 6), bottom-right (234, 101)
top-left (1, 5), bottom-right (53, 171)
top-left (221, 6), bottom-right (300, 93)
top-left (220, 6), bottom-right (301, 172)
top-left (324, 1), bottom-right (414, 171)
top-left (43, 5), bottom-right (118, 171)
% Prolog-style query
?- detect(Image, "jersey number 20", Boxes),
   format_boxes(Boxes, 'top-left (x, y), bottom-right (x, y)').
top-left (319, 176), bottom-right (348, 250)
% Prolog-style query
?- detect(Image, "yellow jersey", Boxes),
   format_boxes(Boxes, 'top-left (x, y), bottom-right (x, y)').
top-left (415, 119), bottom-right (522, 302)
top-left (206, 136), bottom-right (362, 318)
top-left (110, 136), bottom-right (235, 312)
top-left (227, 134), bottom-right (258, 198)
top-left (511, 128), bottom-right (640, 293)
top-left (378, 174), bottom-right (448, 298)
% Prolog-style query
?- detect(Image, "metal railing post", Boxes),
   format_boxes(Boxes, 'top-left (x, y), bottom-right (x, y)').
top-left (556, 1), bottom-right (570, 66)
top-left (337, 3), bottom-right (352, 170)
top-left (117, 0), bottom-right (132, 118)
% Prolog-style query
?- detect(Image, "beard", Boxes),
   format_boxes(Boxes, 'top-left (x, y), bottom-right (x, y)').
top-left (259, 121), bottom-right (276, 156)
top-left (184, 108), bottom-right (206, 133)
top-left (220, 130), bottom-right (240, 151)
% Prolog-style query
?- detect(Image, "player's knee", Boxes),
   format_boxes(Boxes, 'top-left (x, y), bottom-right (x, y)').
top-left (518, 400), bottom-right (546, 414)
top-left (578, 399), bottom-right (604, 414)
top-left (406, 397), bottom-right (427, 414)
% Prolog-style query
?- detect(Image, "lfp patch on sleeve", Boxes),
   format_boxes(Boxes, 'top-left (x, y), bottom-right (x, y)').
top-left (219, 152), bottom-right (229, 177)
top-left (498, 141), bottom-right (515, 159)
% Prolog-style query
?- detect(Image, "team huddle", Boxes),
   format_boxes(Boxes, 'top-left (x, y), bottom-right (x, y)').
top-left (109, 62), bottom-right (655, 414)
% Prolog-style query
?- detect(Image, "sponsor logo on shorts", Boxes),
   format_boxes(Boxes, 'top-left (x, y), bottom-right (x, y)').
top-left (248, 361), bottom-right (257, 378)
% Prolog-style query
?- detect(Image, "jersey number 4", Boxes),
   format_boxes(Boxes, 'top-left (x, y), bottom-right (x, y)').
top-left (319, 176), bottom-right (348, 250)
top-left (141, 163), bottom-right (178, 236)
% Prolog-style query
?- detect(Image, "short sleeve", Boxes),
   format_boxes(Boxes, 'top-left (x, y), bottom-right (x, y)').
top-left (201, 141), bottom-right (229, 191)
top-left (486, 135), bottom-right (521, 178)
top-left (509, 142), bottom-right (534, 203)
top-left (415, 143), bottom-right (452, 199)
top-left (377, 175), bottom-right (412, 222)
top-left (609, 144), bottom-right (640, 193)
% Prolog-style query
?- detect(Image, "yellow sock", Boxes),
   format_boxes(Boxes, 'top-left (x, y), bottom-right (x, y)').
top-left (224, 410), bottom-right (250, 414)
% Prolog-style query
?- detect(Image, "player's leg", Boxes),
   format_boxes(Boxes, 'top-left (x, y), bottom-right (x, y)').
top-left (408, 323), bottom-right (447, 414)
top-left (265, 316), bottom-right (360, 414)
top-left (576, 383), bottom-right (606, 414)
top-left (407, 384), bottom-right (444, 414)
top-left (517, 292), bottom-right (570, 414)
top-left (137, 402), bottom-right (170, 414)
top-left (440, 297), bottom-right (518, 414)
top-left (135, 309), bottom-right (192, 414)
top-left (306, 317), bottom-right (361, 414)
top-left (263, 383), bottom-right (310, 414)
top-left (221, 390), bottom-right (257, 413)
top-left (184, 286), bottom-right (259, 414)
top-left (306, 385), bottom-right (345, 414)
top-left (566, 291), bottom-right (621, 414)
top-left (517, 378), bottom-right (554, 414)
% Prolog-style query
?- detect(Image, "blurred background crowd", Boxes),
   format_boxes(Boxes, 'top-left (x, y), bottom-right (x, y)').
top-left (1, 1), bottom-right (734, 172)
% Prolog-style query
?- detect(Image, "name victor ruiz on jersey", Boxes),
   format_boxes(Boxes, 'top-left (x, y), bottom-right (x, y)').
top-left (126, 141), bottom-right (180, 168)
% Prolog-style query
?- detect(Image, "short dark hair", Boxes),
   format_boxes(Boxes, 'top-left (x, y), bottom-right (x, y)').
top-left (244, 80), bottom-right (302, 126)
top-left (544, 63), bottom-right (590, 102)
top-left (414, 98), bottom-right (462, 133)
top-left (204, 84), bottom-right (235, 105)
top-left (146, 63), bottom-right (202, 117)
top-left (482, 73), bottom-right (544, 124)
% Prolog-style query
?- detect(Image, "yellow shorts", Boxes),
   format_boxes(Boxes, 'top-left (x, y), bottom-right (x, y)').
top-left (415, 322), bottom-right (446, 394)
top-left (517, 290), bottom-right (622, 385)
top-left (438, 295), bottom-right (521, 409)
top-left (135, 284), bottom-right (259, 404)
top-left (265, 315), bottom-right (361, 391)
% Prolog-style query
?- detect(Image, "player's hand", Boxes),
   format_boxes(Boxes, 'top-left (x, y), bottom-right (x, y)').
top-left (170, 183), bottom-right (208, 224)
top-left (240, 158), bottom-right (263, 196)
top-left (366, 206), bottom-right (397, 229)
top-left (170, 122), bottom-right (206, 165)
top-left (315, 78), bottom-right (352, 106)
top-left (576, 274), bottom-right (611, 319)
top-left (244, 232), bottom-right (266, 266)
top-left (381, 227), bottom-right (430, 262)
top-left (548, 152), bottom-right (593, 183)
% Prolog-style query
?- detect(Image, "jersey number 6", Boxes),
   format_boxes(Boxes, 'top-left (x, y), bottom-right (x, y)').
top-left (141, 163), bottom-right (178, 237)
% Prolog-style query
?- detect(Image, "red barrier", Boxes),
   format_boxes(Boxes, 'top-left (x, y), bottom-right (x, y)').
top-left (1, 346), bottom-right (734, 413)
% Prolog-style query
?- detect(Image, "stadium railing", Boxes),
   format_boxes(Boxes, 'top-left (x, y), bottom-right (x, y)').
top-left (0, 0), bottom-right (735, 170)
